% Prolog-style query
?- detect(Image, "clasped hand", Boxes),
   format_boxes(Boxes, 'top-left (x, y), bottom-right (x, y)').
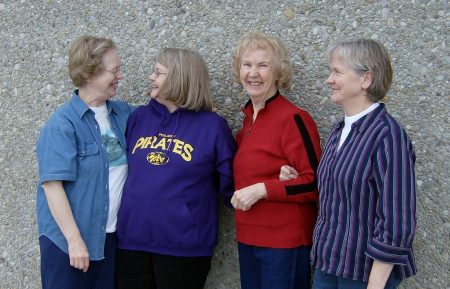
top-left (231, 183), bottom-right (267, 211)
top-left (279, 165), bottom-right (298, 181)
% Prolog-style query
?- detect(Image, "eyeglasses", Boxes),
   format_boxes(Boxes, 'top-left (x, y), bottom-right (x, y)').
top-left (153, 69), bottom-right (167, 78)
top-left (105, 67), bottom-right (121, 76)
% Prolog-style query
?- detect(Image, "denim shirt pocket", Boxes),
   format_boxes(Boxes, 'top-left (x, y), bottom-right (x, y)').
top-left (76, 142), bottom-right (101, 178)
top-left (77, 143), bottom-right (99, 157)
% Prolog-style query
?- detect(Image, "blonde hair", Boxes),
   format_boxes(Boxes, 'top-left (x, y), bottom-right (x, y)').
top-left (68, 35), bottom-right (115, 87)
top-left (156, 48), bottom-right (214, 111)
top-left (328, 39), bottom-right (393, 101)
top-left (231, 31), bottom-right (293, 90)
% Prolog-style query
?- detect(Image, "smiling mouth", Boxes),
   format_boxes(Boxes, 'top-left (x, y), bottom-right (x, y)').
top-left (247, 81), bottom-right (262, 86)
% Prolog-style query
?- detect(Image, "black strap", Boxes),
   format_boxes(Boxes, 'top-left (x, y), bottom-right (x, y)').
top-left (285, 114), bottom-right (319, 195)
top-left (293, 114), bottom-right (319, 171)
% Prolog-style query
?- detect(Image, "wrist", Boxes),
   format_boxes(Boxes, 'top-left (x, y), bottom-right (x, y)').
top-left (258, 183), bottom-right (267, 198)
top-left (66, 229), bottom-right (82, 243)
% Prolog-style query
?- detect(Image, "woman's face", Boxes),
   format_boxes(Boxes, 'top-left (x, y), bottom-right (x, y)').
top-left (239, 48), bottom-right (277, 101)
top-left (86, 49), bottom-right (122, 104)
top-left (325, 56), bottom-right (367, 108)
top-left (149, 61), bottom-right (168, 100)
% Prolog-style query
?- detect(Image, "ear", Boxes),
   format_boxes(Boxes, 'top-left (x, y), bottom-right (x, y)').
top-left (361, 71), bottom-right (373, 90)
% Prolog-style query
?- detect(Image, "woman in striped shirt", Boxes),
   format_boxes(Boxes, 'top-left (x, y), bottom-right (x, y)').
top-left (281, 39), bottom-right (417, 289)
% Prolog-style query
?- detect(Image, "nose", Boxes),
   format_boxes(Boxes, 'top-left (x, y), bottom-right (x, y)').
top-left (324, 73), bottom-right (333, 85)
top-left (248, 67), bottom-right (259, 77)
top-left (116, 70), bottom-right (123, 80)
top-left (149, 72), bottom-right (156, 81)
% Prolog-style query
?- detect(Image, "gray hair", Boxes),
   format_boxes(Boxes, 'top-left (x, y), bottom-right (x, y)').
top-left (328, 38), bottom-right (393, 101)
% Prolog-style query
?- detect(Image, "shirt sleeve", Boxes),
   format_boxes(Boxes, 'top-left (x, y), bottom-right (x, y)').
top-left (366, 123), bottom-right (417, 266)
top-left (128, 103), bottom-right (137, 112)
top-left (214, 117), bottom-right (236, 207)
top-left (37, 120), bottom-right (77, 184)
top-left (125, 109), bottom-right (138, 152)
top-left (264, 111), bottom-right (322, 202)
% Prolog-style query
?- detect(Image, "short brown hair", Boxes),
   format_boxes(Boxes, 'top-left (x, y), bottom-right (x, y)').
top-left (231, 31), bottom-right (293, 90)
top-left (328, 39), bottom-right (393, 101)
top-left (68, 35), bottom-right (116, 87)
top-left (156, 48), bottom-right (214, 111)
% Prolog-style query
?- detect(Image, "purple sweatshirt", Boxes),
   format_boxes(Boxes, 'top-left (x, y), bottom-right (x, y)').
top-left (117, 99), bottom-right (235, 257)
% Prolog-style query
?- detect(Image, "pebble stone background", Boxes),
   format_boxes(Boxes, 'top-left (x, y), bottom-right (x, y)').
top-left (0, 0), bottom-right (448, 288)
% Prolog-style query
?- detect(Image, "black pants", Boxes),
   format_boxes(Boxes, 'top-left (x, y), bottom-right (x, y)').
top-left (116, 249), bottom-right (211, 289)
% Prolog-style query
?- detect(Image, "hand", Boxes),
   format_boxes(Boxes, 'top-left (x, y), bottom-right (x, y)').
top-left (67, 234), bottom-right (90, 272)
top-left (231, 183), bottom-right (267, 211)
top-left (279, 165), bottom-right (299, 181)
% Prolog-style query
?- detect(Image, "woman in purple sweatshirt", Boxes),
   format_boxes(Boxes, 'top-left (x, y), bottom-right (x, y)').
top-left (116, 48), bottom-right (236, 289)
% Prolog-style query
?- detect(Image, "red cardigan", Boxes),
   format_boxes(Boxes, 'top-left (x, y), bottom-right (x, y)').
top-left (233, 93), bottom-right (322, 248)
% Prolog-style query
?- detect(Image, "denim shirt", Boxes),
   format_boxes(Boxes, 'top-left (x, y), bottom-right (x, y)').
top-left (36, 90), bottom-right (133, 260)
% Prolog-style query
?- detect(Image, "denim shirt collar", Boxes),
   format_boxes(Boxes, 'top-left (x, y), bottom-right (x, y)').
top-left (70, 89), bottom-right (116, 118)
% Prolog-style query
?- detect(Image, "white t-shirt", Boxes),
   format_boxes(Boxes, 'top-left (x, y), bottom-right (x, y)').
top-left (90, 104), bottom-right (128, 233)
top-left (338, 103), bottom-right (380, 150)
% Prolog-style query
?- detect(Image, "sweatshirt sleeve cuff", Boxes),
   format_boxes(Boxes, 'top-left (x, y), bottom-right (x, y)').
top-left (365, 238), bottom-right (413, 266)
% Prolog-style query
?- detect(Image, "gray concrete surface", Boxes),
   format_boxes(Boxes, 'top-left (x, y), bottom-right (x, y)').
top-left (0, 0), bottom-right (448, 288)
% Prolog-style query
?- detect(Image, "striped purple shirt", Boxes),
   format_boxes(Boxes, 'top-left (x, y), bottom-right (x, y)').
top-left (311, 104), bottom-right (417, 282)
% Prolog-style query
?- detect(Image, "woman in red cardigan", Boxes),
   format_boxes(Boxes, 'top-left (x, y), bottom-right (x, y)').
top-left (230, 31), bottom-right (322, 289)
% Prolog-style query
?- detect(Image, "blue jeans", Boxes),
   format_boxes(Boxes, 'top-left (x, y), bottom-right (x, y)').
top-left (238, 242), bottom-right (311, 289)
top-left (40, 233), bottom-right (116, 289)
top-left (312, 269), bottom-right (401, 289)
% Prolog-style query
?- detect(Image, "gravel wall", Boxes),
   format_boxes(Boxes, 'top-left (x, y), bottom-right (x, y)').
top-left (0, 0), bottom-right (448, 288)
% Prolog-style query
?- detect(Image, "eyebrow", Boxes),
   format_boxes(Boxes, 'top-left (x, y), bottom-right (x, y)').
top-left (241, 59), bottom-right (271, 64)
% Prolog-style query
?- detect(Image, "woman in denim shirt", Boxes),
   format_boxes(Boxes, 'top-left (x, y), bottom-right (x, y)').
top-left (36, 35), bottom-right (133, 289)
